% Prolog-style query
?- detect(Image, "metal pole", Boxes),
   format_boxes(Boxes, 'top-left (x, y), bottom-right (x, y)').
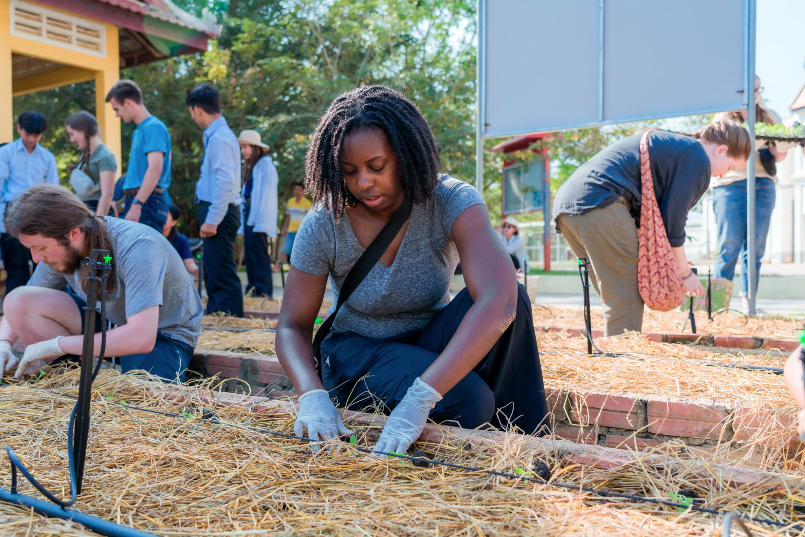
top-left (543, 151), bottom-right (551, 272)
top-left (475, 0), bottom-right (486, 193)
top-left (746, 0), bottom-right (757, 315)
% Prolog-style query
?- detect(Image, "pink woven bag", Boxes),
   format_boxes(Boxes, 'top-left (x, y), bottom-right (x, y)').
top-left (637, 129), bottom-right (685, 311)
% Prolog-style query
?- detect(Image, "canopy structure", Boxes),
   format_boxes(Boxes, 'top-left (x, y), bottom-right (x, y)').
top-left (0, 0), bottom-right (220, 165)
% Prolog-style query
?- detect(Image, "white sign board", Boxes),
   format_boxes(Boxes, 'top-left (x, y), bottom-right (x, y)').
top-left (482, 0), bottom-right (748, 138)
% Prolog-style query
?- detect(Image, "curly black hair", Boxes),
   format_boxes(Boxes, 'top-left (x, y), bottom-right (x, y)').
top-left (305, 85), bottom-right (441, 218)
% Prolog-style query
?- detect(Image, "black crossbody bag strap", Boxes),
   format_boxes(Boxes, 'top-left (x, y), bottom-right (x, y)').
top-left (312, 196), bottom-right (412, 377)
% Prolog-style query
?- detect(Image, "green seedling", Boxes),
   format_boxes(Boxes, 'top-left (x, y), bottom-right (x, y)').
top-left (669, 491), bottom-right (693, 512)
top-left (36, 370), bottom-right (46, 380)
top-left (350, 435), bottom-right (357, 444)
top-left (515, 467), bottom-right (526, 475)
top-left (120, 400), bottom-right (129, 407)
top-left (105, 389), bottom-right (120, 401)
top-left (181, 411), bottom-right (194, 418)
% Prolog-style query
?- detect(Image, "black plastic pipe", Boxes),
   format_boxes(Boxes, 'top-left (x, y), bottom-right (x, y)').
top-left (0, 488), bottom-right (153, 537)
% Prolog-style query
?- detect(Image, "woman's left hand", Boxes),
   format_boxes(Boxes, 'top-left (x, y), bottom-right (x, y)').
top-left (373, 377), bottom-right (442, 458)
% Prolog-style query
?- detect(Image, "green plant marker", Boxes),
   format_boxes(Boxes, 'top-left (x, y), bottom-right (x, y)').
top-left (196, 253), bottom-right (202, 259)
top-left (103, 254), bottom-right (112, 264)
top-left (669, 492), bottom-right (693, 513)
top-left (314, 317), bottom-right (323, 325)
top-left (798, 331), bottom-right (805, 347)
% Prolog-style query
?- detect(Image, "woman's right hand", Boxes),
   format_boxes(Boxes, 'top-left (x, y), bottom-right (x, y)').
top-left (682, 272), bottom-right (704, 297)
top-left (294, 389), bottom-right (352, 451)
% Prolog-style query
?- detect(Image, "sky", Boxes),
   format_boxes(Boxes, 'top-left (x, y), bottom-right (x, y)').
top-left (757, 0), bottom-right (805, 117)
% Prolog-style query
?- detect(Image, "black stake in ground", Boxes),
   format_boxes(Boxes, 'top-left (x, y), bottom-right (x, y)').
top-left (688, 268), bottom-right (698, 334)
top-left (279, 259), bottom-right (286, 288)
top-left (196, 249), bottom-right (204, 298)
top-left (578, 258), bottom-right (593, 355)
top-left (707, 269), bottom-right (713, 320)
top-left (0, 250), bottom-right (153, 537)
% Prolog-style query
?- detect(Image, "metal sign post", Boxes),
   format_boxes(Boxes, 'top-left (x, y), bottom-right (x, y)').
top-left (475, 0), bottom-right (486, 193)
top-left (745, 0), bottom-right (758, 315)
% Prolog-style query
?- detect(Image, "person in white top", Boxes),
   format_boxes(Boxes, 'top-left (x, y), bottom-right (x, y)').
top-left (237, 130), bottom-right (278, 298)
top-left (499, 216), bottom-right (528, 273)
top-left (711, 76), bottom-right (799, 314)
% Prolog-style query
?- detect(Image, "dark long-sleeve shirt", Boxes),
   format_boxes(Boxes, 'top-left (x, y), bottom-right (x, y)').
top-left (552, 131), bottom-right (710, 247)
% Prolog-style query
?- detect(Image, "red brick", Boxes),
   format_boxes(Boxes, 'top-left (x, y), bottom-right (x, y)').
top-left (733, 407), bottom-right (798, 444)
top-left (255, 371), bottom-right (287, 385)
top-left (207, 365), bottom-right (241, 379)
top-left (713, 336), bottom-right (762, 349)
top-left (647, 398), bottom-right (729, 440)
top-left (664, 333), bottom-right (714, 346)
top-left (572, 393), bottom-right (640, 430)
top-left (590, 329), bottom-right (604, 338)
top-left (546, 388), bottom-right (568, 422)
top-left (253, 356), bottom-right (285, 374)
top-left (761, 338), bottom-right (800, 352)
top-left (553, 425), bottom-right (597, 445)
top-left (205, 353), bottom-right (243, 369)
top-left (605, 434), bottom-right (661, 450)
top-left (644, 332), bottom-right (663, 343)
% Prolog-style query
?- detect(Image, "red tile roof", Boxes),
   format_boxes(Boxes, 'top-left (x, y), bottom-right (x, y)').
top-left (96, 0), bottom-right (220, 36)
top-left (790, 83), bottom-right (805, 112)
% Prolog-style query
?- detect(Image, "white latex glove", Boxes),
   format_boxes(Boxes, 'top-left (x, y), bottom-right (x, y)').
top-left (774, 141), bottom-right (798, 154)
top-left (0, 341), bottom-right (18, 377)
top-left (16, 336), bottom-right (63, 379)
top-left (374, 377), bottom-right (442, 458)
top-left (294, 389), bottom-right (352, 452)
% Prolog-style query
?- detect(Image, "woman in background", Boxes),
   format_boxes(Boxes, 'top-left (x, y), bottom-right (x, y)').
top-left (65, 111), bottom-right (117, 216)
top-left (162, 204), bottom-right (199, 279)
top-left (711, 76), bottom-right (798, 314)
top-left (499, 216), bottom-right (527, 272)
top-left (238, 130), bottom-right (278, 298)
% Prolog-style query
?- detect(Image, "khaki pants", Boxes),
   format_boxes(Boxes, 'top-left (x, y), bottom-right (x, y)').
top-left (556, 198), bottom-right (644, 336)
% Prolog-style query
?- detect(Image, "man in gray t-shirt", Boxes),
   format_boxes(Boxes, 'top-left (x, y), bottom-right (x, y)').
top-left (0, 185), bottom-right (202, 382)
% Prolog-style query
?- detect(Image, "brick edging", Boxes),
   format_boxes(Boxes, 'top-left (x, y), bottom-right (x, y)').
top-left (534, 323), bottom-right (800, 352)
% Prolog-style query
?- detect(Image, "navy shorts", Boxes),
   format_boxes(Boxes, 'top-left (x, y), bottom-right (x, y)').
top-left (69, 292), bottom-right (194, 383)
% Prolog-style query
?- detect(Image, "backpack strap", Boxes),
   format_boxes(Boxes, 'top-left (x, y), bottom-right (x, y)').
top-left (312, 196), bottom-right (412, 376)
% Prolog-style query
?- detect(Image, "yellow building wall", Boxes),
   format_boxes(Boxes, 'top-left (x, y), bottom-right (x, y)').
top-left (0, 0), bottom-right (121, 170)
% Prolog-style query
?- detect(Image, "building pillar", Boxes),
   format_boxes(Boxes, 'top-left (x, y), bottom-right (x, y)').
top-left (0, 0), bottom-right (14, 143)
top-left (95, 26), bottom-right (121, 172)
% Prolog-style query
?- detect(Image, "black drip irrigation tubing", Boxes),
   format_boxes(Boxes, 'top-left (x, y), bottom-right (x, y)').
top-left (6, 383), bottom-right (799, 534)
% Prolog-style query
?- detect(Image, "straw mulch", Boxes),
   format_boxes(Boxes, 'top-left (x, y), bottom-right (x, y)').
top-left (196, 329), bottom-right (276, 355)
top-left (202, 313), bottom-right (277, 330)
top-left (242, 296), bottom-right (333, 315)
top-left (533, 304), bottom-right (804, 339)
top-left (2, 370), bottom-right (805, 536)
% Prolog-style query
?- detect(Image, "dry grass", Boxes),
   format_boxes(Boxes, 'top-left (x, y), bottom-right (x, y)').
top-left (1, 370), bottom-right (805, 535)
top-left (533, 305), bottom-right (803, 339)
top-left (241, 296), bottom-right (333, 315)
top-left (202, 313), bottom-right (277, 330)
top-left (196, 330), bottom-right (276, 355)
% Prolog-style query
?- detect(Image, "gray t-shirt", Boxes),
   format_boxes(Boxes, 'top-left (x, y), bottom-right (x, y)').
top-left (28, 217), bottom-right (202, 347)
top-left (80, 144), bottom-right (118, 202)
top-left (291, 175), bottom-right (484, 339)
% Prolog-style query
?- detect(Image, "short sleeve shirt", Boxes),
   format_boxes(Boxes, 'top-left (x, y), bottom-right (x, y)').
top-left (291, 175), bottom-right (484, 339)
top-left (286, 197), bottom-right (312, 233)
top-left (28, 218), bottom-right (202, 347)
top-left (123, 116), bottom-right (172, 190)
top-left (171, 232), bottom-right (193, 260)
top-left (81, 144), bottom-right (117, 201)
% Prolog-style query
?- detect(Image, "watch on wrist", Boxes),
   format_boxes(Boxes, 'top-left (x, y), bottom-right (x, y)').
top-left (132, 198), bottom-right (144, 206)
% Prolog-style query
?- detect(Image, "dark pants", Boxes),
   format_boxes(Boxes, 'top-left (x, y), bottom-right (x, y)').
top-left (1, 233), bottom-right (32, 295)
top-left (199, 201), bottom-right (243, 317)
top-left (243, 200), bottom-right (273, 298)
top-left (321, 284), bottom-right (549, 434)
top-left (83, 199), bottom-right (115, 216)
top-left (124, 190), bottom-right (168, 232)
top-left (68, 292), bottom-right (194, 382)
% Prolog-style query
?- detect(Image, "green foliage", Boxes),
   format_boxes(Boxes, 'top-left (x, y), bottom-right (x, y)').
top-left (745, 122), bottom-right (804, 138)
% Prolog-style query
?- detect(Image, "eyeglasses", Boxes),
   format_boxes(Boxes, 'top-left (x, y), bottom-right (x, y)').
top-left (501, 223), bottom-right (514, 229)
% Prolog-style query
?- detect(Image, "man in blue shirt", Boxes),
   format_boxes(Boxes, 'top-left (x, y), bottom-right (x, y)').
top-left (188, 84), bottom-right (244, 317)
top-left (105, 80), bottom-right (171, 231)
top-left (0, 111), bottom-right (59, 294)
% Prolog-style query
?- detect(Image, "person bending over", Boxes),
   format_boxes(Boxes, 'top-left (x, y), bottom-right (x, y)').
top-left (0, 185), bottom-right (203, 382)
top-left (163, 204), bottom-right (199, 279)
top-left (552, 122), bottom-right (751, 337)
top-left (277, 85), bottom-right (549, 457)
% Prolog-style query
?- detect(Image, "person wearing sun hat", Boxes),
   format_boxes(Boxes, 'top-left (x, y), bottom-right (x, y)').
top-left (499, 216), bottom-right (528, 272)
top-left (236, 130), bottom-right (278, 299)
